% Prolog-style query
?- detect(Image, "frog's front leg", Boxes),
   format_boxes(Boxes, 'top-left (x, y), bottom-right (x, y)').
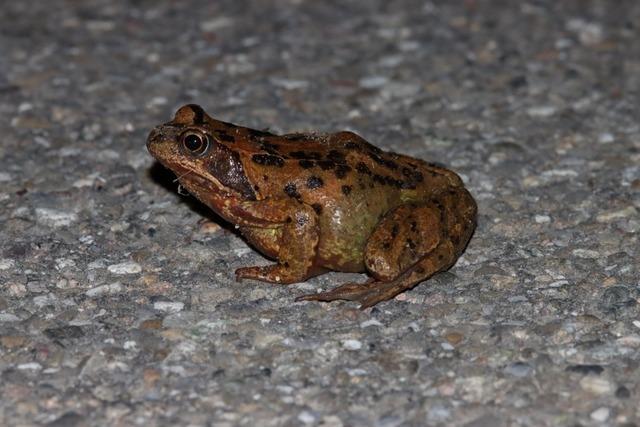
top-left (298, 188), bottom-right (477, 308)
top-left (231, 199), bottom-right (320, 284)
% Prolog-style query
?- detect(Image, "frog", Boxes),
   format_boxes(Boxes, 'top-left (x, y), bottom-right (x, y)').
top-left (147, 104), bottom-right (477, 309)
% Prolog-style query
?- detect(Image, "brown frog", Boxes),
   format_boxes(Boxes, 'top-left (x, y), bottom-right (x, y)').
top-left (147, 105), bottom-right (477, 308)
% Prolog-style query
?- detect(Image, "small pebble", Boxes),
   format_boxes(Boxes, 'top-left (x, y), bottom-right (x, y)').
top-left (580, 376), bottom-right (614, 394)
top-left (589, 407), bottom-right (610, 422)
top-left (17, 363), bottom-right (42, 371)
top-left (342, 339), bottom-right (362, 350)
top-left (534, 214), bottom-right (551, 224)
top-left (107, 261), bottom-right (142, 275)
top-left (298, 411), bottom-right (316, 424)
top-left (0, 259), bottom-right (15, 270)
top-left (86, 282), bottom-right (124, 297)
top-left (153, 301), bottom-right (184, 313)
top-left (527, 106), bottom-right (557, 118)
top-left (35, 208), bottom-right (78, 227)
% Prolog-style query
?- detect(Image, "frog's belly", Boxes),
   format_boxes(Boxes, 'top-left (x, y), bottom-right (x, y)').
top-left (316, 231), bottom-right (367, 272)
top-left (240, 222), bottom-right (367, 273)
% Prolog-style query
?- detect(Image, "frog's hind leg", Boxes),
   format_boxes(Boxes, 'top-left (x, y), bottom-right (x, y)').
top-left (298, 189), bottom-right (476, 308)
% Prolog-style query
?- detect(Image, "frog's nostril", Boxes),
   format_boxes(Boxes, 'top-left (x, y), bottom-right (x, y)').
top-left (147, 129), bottom-right (161, 145)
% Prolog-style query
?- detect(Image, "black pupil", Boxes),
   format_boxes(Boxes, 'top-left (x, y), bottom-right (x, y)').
top-left (184, 134), bottom-right (203, 151)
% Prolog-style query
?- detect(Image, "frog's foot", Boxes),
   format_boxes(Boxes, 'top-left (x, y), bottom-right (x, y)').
top-left (296, 279), bottom-right (376, 303)
top-left (296, 277), bottom-right (414, 309)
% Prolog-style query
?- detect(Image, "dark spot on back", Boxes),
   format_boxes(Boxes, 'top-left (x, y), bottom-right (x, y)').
top-left (306, 176), bottom-right (324, 189)
top-left (335, 164), bottom-right (351, 179)
top-left (262, 175), bottom-right (268, 181)
top-left (299, 159), bottom-right (315, 169)
top-left (383, 242), bottom-right (391, 250)
top-left (391, 224), bottom-right (399, 238)
top-left (356, 162), bottom-right (371, 175)
top-left (410, 221), bottom-right (417, 232)
top-left (317, 160), bottom-right (335, 170)
top-left (344, 141), bottom-right (360, 150)
top-left (252, 154), bottom-right (284, 167)
top-left (415, 267), bottom-right (425, 274)
top-left (283, 183), bottom-right (300, 199)
top-left (311, 203), bottom-right (323, 214)
top-left (368, 151), bottom-right (398, 170)
top-left (402, 167), bottom-right (424, 185)
top-left (341, 185), bottom-right (352, 196)
top-left (327, 150), bottom-right (345, 163)
top-left (260, 141), bottom-right (281, 155)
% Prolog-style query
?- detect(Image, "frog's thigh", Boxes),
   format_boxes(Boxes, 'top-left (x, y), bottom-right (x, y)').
top-left (236, 204), bottom-right (319, 284)
top-left (364, 203), bottom-right (442, 281)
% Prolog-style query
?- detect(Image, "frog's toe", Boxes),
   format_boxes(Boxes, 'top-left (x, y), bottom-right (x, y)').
top-left (296, 280), bottom-right (377, 304)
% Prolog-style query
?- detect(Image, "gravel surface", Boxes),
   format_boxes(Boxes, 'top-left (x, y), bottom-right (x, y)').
top-left (1, 1), bottom-right (639, 426)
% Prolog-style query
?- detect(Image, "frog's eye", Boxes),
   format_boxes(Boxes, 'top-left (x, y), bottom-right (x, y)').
top-left (180, 130), bottom-right (210, 156)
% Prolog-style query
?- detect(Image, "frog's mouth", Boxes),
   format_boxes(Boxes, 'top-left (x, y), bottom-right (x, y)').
top-left (160, 159), bottom-right (236, 200)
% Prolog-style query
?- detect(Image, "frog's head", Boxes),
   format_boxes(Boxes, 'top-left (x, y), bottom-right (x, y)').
top-left (147, 104), bottom-right (256, 200)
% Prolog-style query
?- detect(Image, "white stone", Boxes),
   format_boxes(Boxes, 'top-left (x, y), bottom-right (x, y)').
top-left (359, 76), bottom-right (388, 89)
top-left (0, 172), bottom-right (11, 182)
top-left (298, 411), bottom-right (316, 424)
top-left (0, 313), bottom-right (20, 322)
top-left (86, 282), bottom-right (124, 297)
top-left (596, 206), bottom-right (637, 222)
top-left (590, 407), bottom-right (610, 422)
top-left (154, 301), bottom-right (184, 313)
top-left (598, 132), bottom-right (614, 144)
top-left (341, 339), bottom-right (362, 350)
top-left (35, 208), bottom-right (78, 227)
top-left (200, 16), bottom-right (233, 32)
top-left (360, 319), bottom-right (383, 328)
top-left (107, 261), bottom-right (142, 275)
top-left (567, 18), bottom-right (603, 46)
top-left (18, 363), bottom-right (42, 371)
top-left (572, 249), bottom-right (600, 259)
top-left (0, 258), bottom-right (15, 270)
top-left (534, 214), bottom-right (551, 224)
top-left (55, 258), bottom-right (76, 270)
top-left (441, 342), bottom-right (455, 351)
top-left (579, 376), bottom-right (614, 394)
top-left (33, 294), bottom-right (58, 308)
top-left (527, 106), bottom-right (557, 118)
top-left (123, 340), bottom-right (137, 350)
